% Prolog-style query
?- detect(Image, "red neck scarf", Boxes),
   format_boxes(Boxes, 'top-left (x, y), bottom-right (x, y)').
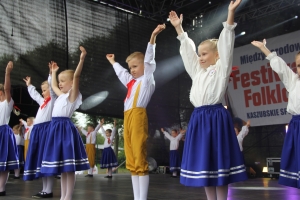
top-left (125, 79), bottom-right (136, 101)
top-left (107, 137), bottom-right (111, 144)
top-left (41, 97), bottom-right (51, 109)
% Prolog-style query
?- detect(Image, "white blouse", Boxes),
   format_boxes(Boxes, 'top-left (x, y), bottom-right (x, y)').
top-left (177, 22), bottom-right (237, 107)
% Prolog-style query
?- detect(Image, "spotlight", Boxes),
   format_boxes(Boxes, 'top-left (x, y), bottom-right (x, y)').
top-left (166, 18), bottom-right (170, 21)
top-left (295, 16), bottom-right (298, 19)
top-left (241, 31), bottom-right (246, 35)
top-left (209, 1), bottom-right (211, 4)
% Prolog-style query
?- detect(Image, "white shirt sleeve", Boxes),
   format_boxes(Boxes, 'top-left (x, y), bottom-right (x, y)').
top-left (217, 22), bottom-right (237, 78)
top-left (81, 128), bottom-right (88, 136)
top-left (48, 75), bottom-right (57, 100)
top-left (239, 126), bottom-right (249, 139)
top-left (112, 63), bottom-right (133, 87)
top-left (266, 52), bottom-right (298, 92)
top-left (100, 126), bottom-right (106, 136)
top-left (177, 32), bottom-right (201, 80)
top-left (94, 123), bottom-right (101, 133)
top-left (143, 43), bottom-right (156, 87)
top-left (163, 131), bottom-right (172, 140)
top-left (27, 85), bottom-right (44, 105)
top-left (176, 133), bottom-right (183, 141)
top-left (21, 119), bottom-right (28, 129)
top-left (110, 127), bottom-right (116, 140)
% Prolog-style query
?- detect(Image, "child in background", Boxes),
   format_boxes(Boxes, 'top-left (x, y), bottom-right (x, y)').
top-left (40, 46), bottom-right (90, 200)
top-left (100, 119), bottom-right (118, 178)
top-left (12, 124), bottom-right (24, 179)
top-left (169, 0), bottom-right (247, 199)
top-left (20, 117), bottom-right (34, 161)
top-left (106, 24), bottom-right (165, 200)
top-left (0, 61), bottom-right (19, 196)
top-left (251, 39), bottom-right (300, 188)
top-left (234, 120), bottom-right (250, 152)
top-left (161, 128), bottom-right (185, 177)
top-left (22, 62), bottom-right (57, 198)
top-left (79, 120), bottom-right (101, 177)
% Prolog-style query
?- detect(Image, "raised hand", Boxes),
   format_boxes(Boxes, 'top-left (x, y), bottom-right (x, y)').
top-left (113, 119), bottom-right (117, 126)
top-left (246, 120), bottom-right (251, 127)
top-left (6, 61), bottom-right (13, 73)
top-left (169, 11), bottom-right (182, 28)
top-left (23, 76), bottom-right (31, 86)
top-left (251, 39), bottom-right (266, 49)
top-left (50, 61), bottom-right (59, 73)
top-left (228, 0), bottom-right (242, 12)
top-left (152, 24), bottom-right (166, 36)
top-left (79, 46), bottom-right (87, 61)
top-left (106, 54), bottom-right (116, 65)
top-left (180, 128), bottom-right (186, 134)
top-left (100, 118), bottom-right (105, 125)
top-left (161, 128), bottom-right (164, 132)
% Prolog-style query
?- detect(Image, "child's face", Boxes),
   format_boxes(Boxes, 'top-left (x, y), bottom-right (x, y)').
top-left (87, 126), bottom-right (94, 132)
top-left (171, 131), bottom-right (178, 138)
top-left (41, 83), bottom-right (50, 99)
top-left (296, 55), bottom-right (300, 76)
top-left (198, 43), bottom-right (219, 69)
top-left (13, 128), bottom-right (19, 134)
top-left (58, 73), bottom-right (73, 93)
top-left (27, 119), bottom-right (33, 126)
top-left (105, 131), bottom-right (111, 137)
top-left (128, 57), bottom-right (144, 79)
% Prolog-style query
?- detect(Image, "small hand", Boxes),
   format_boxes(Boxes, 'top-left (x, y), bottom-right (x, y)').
top-left (161, 128), bottom-right (164, 132)
top-left (6, 61), bottom-right (13, 73)
top-left (180, 128), bottom-right (186, 134)
top-left (228, 0), bottom-right (242, 12)
top-left (251, 39), bottom-right (266, 49)
top-left (106, 54), bottom-right (115, 64)
top-left (152, 24), bottom-right (166, 36)
top-left (246, 120), bottom-right (251, 127)
top-left (50, 61), bottom-right (59, 73)
top-left (100, 118), bottom-right (105, 125)
top-left (79, 46), bottom-right (87, 60)
top-left (23, 76), bottom-right (31, 86)
top-left (168, 11), bottom-right (183, 28)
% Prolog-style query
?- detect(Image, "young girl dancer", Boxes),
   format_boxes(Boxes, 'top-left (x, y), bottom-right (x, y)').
top-left (40, 46), bottom-right (90, 200)
top-left (12, 124), bottom-right (24, 179)
top-left (0, 61), bottom-right (19, 196)
top-left (100, 119), bottom-right (118, 178)
top-left (169, 0), bottom-right (247, 199)
top-left (161, 128), bottom-right (185, 177)
top-left (23, 63), bottom-right (57, 198)
top-left (251, 40), bottom-right (300, 188)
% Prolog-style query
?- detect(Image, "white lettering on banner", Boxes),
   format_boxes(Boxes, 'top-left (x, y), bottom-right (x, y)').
top-left (227, 30), bottom-right (300, 126)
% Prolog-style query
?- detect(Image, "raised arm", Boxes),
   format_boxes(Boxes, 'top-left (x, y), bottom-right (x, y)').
top-left (4, 61), bottom-right (13, 103)
top-left (20, 119), bottom-right (28, 129)
top-left (251, 39), bottom-right (296, 91)
top-left (48, 62), bottom-right (57, 100)
top-left (107, 54), bottom-right (133, 87)
top-left (51, 61), bottom-right (63, 96)
top-left (149, 24), bottom-right (165, 45)
top-left (81, 127), bottom-right (88, 136)
top-left (227, 0), bottom-right (241, 25)
top-left (161, 128), bottom-right (172, 140)
top-left (24, 76), bottom-right (44, 105)
top-left (169, 11), bottom-right (200, 79)
top-left (69, 46), bottom-right (86, 103)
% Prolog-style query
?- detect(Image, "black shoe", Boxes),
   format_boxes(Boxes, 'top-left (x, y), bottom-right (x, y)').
top-left (55, 176), bottom-right (61, 179)
top-left (14, 176), bottom-right (20, 179)
top-left (104, 175), bottom-right (112, 178)
top-left (32, 192), bottom-right (53, 198)
top-left (171, 175), bottom-right (178, 178)
top-left (85, 174), bottom-right (93, 177)
top-left (0, 191), bottom-right (6, 196)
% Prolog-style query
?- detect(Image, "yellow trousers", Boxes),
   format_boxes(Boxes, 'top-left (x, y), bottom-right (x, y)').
top-left (86, 144), bottom-right (96, 168)
top-left (124, 107), bottom-right (148, 176)
top-left (24, 139), bottom-right (29, 161)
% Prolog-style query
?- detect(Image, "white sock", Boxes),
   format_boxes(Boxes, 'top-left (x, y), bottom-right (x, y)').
top-left (14, 168), bottom-right (20, 177)
top-left (108, 168), bottom-right (112, 176)
top-left (88, 168), bottom-right (93, 175)
top-left (216, 185), bottom-right (228, 200)
top-left (42, 177), bottom-right (47, 192)
top-left (44, 176), bottom-right (54, 194)
top-left (131, 175), bottom-right (140, 200)
top-left (205, 186), bottom-right (217, 200)
top-left (65, 172), bottom-right (75, 200)
top-left (139, 175), bottom-right (149, 200)
top-left (0, 171), bottom-right (9, 192)
top-left (60, 173), bottom-right (67, 200)
top-left (172, 171), bottom-right (177, 176)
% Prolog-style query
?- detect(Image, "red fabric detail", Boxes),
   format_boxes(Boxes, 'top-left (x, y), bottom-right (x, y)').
top-left (40, 97), bottom-right (51, 109)
top-left (125, 79), bottom-right (136, 101)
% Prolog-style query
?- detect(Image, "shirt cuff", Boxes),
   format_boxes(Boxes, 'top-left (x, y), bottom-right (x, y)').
top-left (176, 32), bottom-right (188, 41)
top-left (27, 85), bottom-right (34, 90)
top-left (147, 42), bottom-right (156, 49)
top-left (266, 52), bottom-right (277, 61)
top-left (222, 22), bottom-right (237, 30)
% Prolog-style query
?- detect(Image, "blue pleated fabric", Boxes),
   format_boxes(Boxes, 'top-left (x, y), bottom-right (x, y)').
top-left (0, 125), bottom-right (19, 171)
top-left (23, 121), bottom-right (50, 180)
top-left (180, 104), bottom-right (248, 187)
top-left (40, 117), bottom-right (89, 175)
top-left (100, 147), bottom-right (118, 169)
top-left (17, 145), bottom-right (24, 167)
top-left (170, 150), bottom-right (181, 172)
top-left (279, 115), bottom-right (300, 188)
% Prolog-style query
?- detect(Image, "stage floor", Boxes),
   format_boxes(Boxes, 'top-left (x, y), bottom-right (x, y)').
top-left (4, 174), bottom-right (300, 199)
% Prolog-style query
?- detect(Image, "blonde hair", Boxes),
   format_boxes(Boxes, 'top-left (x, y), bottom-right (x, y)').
top-left (13, 124), bottom-right (22, 135)
top-left (41, 80), bottom-right (49, 87)
top-left (296, 51), bottom-right (300, 59)
top-left (199, 39), bottom-right (218, 52)
top-left (126, 52), bottom-right (144, 63)
top-left (59, 70), bottom-right (74, 80)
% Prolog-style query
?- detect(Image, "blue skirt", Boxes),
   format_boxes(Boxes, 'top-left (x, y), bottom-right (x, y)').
top-left (100, 147), bottom-right (118, 169)
top-left (180, 104), bottom-right (248, 187)
top-left (40, 117), bottom-right (89, 175)
top-left (24, 121), bottom-right (50, 180)
top-left (0, 125), bottom-right (19, 171)
top-left (17, 145), bottom-right (25, 167)
top-left (170, 150), bottom-right (181, 172)
top-left (279, 115), bottom-right (300, 188)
